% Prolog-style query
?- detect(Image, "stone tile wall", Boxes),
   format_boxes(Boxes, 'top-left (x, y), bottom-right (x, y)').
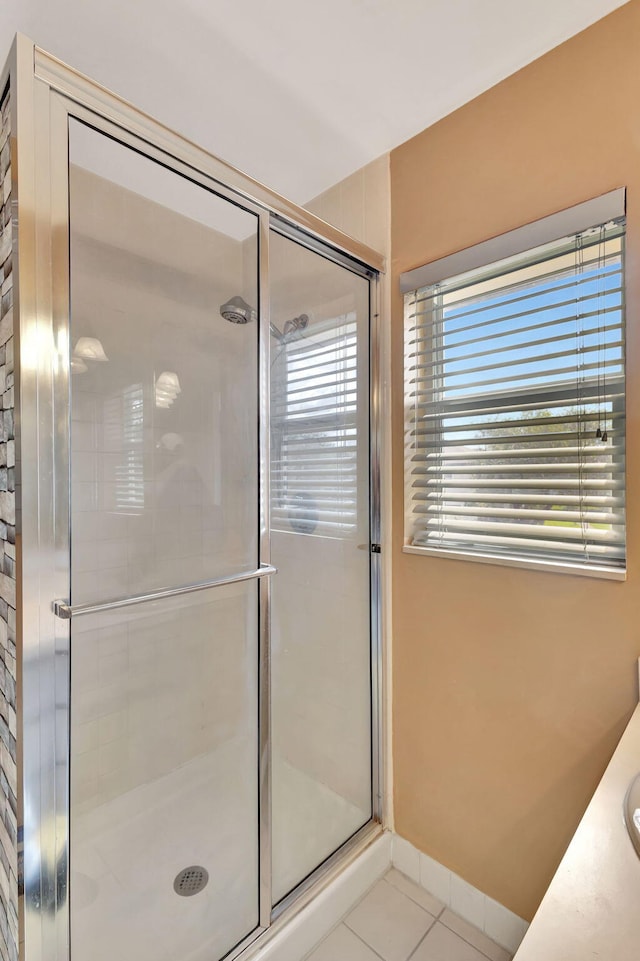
top-left (0, 84), bottom-right (19, 961)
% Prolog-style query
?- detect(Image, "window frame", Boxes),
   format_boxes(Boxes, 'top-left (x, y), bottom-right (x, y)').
top-left (401, 191), bottom-right (627, 580)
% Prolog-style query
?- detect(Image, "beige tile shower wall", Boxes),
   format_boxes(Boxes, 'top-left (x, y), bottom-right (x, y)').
top-left (305, 154), bottom-right (390, 257)
top-left (0, 85), bottom-right (18, 961)
top-left (69, 167), bottom-right (255, 605)
top-left (69, 168), bottom-right (257, 814)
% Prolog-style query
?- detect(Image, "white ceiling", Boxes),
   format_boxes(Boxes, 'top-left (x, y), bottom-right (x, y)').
top-left (0, 0), bottom-right (629, 204)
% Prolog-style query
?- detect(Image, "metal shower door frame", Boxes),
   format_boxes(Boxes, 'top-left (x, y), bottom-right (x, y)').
top-left (12, 34), bottom-right (386, 961)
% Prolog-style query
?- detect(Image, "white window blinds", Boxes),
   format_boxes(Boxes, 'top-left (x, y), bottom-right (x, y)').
top-left (104, 384), bottom-right (145, 514)
top-left (403, 218), bottom-right (626, 573)
top-left (271, 315), bottom-right (358, 537)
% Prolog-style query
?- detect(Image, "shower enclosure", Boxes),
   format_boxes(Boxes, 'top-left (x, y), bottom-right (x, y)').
top-left (2, 36), bottom-right (384, 961)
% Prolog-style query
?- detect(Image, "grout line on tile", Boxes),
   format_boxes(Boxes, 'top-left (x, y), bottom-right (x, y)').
top-left (385, 869), bottom-right (446, 918)
top-left (342, 875), bottom-right (389, 926)
top-left (392, 834), bottom-right (528, 954)
top-left (301, 921), bottom-right (341, 961)
top-left (347, 924), bottom-right (392, 961)
top-left (439, 912), bottom-right (512, 961)
top-left (405, 915), bottom-right (438, 961)
top-left (462, 933), bottom-right (508, 961)
top-left (476, 936), bottom-right (509, 961)
top-left (379, 875), bottom-right (441, 930)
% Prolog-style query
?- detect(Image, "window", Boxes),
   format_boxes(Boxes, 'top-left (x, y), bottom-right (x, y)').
top-left (271, 314), bottom-right (358, 537)
top-left (402, 195), bottom-right (626, 576)
top-left (103, 384), bottom-right (145, 513)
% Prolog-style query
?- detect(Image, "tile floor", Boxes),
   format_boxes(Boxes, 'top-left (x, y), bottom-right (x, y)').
top-left (306, 869), bottom-right (512, 961)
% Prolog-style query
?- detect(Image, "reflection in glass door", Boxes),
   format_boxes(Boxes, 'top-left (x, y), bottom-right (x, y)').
top-left (269, 231), bottom-right (373, 904)
top-left (68, 122), bottom-right (261, 961)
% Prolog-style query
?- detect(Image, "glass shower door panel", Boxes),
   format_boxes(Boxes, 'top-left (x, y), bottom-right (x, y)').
top-left (269, 232), bottom-right (372, 903)
top-left (68, 121), bottom-right (259, 603)
top-left (70, 588), bottom-right (258, 961)
top-left (68, 122), bottom-right (260, 961)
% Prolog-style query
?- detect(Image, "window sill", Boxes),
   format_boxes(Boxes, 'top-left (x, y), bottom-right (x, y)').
top-left (402, 544), bottom-right (627, 581)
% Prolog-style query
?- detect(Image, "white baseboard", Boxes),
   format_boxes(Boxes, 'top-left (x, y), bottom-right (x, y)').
top-left (254, 832), bottom-right (392, 961)
top-left (392, 834), bottom-right (529, 955)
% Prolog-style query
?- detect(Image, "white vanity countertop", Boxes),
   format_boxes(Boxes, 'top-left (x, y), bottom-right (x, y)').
top-left (514, 701), bottom-right (640, 960)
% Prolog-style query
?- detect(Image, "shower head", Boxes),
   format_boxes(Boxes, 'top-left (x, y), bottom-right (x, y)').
top-left (219, 295), bottom-right (256, 325)
top-left (220, 295), bottom-right (309, 345)
top-left (283, 314), bottom-right (309, 340)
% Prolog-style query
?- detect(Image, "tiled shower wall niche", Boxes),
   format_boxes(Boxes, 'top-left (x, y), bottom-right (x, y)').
top-left (0, 84), bottom-right (19, 961)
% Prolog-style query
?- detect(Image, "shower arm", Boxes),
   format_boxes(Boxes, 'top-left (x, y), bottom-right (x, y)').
top-left (269, 322), bottom-right (286, 345)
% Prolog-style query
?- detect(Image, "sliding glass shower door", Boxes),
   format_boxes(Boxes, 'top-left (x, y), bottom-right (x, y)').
top-left (269, 231), bottom-right (373, 904)
top-left (60, 113), bottom-right (377, 961)
top-left (67, 122), bottom-right (262, 961)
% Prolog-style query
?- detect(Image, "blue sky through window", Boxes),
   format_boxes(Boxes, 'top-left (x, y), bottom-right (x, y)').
top-left (440, 259), bottom-right (623, 398)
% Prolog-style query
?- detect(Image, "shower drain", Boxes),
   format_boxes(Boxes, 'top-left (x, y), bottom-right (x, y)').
top-left (173, 865), bottom-right (209, 897)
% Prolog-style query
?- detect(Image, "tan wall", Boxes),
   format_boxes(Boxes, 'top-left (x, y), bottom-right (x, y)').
top-left (390, 0), bottom-right (640, 921)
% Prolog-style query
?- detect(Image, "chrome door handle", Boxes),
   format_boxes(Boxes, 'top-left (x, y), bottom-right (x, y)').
top-left (53, 563), bottom-right (277, 619)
